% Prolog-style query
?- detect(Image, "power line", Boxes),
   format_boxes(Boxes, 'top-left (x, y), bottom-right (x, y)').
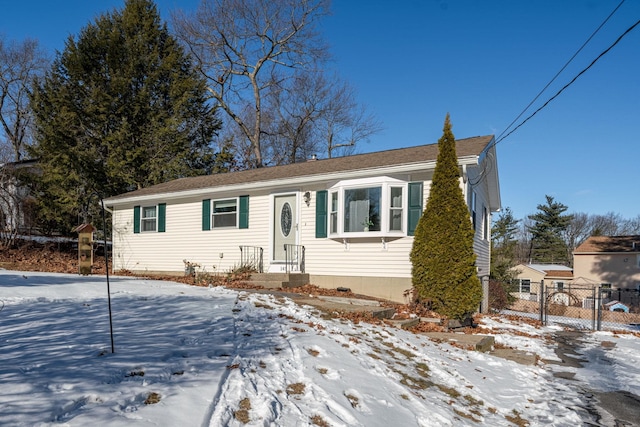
top-left (496, 0), bottom-right (626, 143)
top-left (470, 6), bottom-right (637, 188)
top-left (495, 16), bottom-right (640, 146)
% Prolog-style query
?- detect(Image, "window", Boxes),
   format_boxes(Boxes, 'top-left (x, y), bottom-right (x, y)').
top-left (134, 204), bottom-right (165, 233)
top-left (330, 192), bottom-right (338, 234)
top-left (344, 187), bottom-right (381, 232)
top-left (389, 187), bottom-right (403, 231)
top-left (213, 198), bottom-right (237, 228)
top-left (202, 196), bottom-right (248, 231)
top-left (482, 206), bottom-right (489, 240)
top-left (141, 206), bottom-right (157, 232)
top-left (520, 279), bottom-right (531, 293)
top-left (470, 190), bottom-right (477, 230)
top-left (556, 281), bottom-right (564, 292)
top-left (326, 177), bottom-right (407, 236)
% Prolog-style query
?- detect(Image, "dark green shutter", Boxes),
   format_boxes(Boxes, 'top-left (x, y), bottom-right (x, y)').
top-left (133, 206), bottom-right (140, 234)
top-left (315, 190), bottom-right (328, 238)
top-left (239, 195), bottom-right (249, 229)
top-left (158, 203), bottom-right (166, 232)
top-left (407, 182), bottom-right (423, 236)
top-left (202, 199), bottom-right (211, 231)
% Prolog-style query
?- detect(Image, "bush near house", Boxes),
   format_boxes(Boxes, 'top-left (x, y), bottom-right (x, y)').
top-left (410, 115), bottom-right (482, 320)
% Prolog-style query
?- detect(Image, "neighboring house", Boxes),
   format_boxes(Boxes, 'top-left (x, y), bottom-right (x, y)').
top-left (0, 159), bottom-right (38, 234)
top-left (511, 263), bottom-right (573, 302)
top-left (573, 235), bottom-right (640, 306)
top-left (104, 135), bottom-right (500, 303)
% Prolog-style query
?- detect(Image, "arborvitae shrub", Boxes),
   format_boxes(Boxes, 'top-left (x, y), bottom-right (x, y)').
top-left (410, 114), bottom-right (482, 320)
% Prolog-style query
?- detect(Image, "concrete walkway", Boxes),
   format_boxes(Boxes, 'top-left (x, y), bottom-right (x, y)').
top-left (545, 330), bottom-right (640, 427)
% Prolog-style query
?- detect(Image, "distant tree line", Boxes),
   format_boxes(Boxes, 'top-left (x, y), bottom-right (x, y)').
top-left (0, 0), bottom-right (381, 240)
top-left (490, 195), bottom-right (640, 283)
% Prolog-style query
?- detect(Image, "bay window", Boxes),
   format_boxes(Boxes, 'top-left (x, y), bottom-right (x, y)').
top-left (389, 186), bottom-right (403, 231)
top-left (330, 192), bottom-right (338, 234)
top-left (344, 186), bottom-right (381, 232)
top-left (328, 177), bottom-right (407, 236)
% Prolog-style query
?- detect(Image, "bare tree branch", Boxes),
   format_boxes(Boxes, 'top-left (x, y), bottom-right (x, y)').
top-left (0, 36), bottom-right (48, 162)
top-left (173, 0), bottom-right (330, 167)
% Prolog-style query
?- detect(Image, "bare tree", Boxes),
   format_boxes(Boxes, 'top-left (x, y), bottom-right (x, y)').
top-left (622, 215), bottom-right (640, 235)
top-left (0, 37), bottom-right (47, 245)
top-left (0, 36), bottom-right (48, 162)
top-left (562, 212), bottom-right (590, 266)
top-left (272, 71), bottom-right (327, 164)
top-left (516, 216), bottom-right (534, 264)
top-left (263, 71), bottom-right (383, 164)
top-left (316, 74), bottom-right (383, 159)
top-left (173, 0), bottom-right (330, 168)
top-left (588, 212), bottom-right (626, 236)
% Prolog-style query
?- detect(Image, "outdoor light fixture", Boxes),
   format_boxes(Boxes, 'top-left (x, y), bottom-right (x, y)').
top-left (303, 191), bottom-right (311, 206)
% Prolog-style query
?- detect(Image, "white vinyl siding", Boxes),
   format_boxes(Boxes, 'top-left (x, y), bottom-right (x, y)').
top-left (469, 177), bottom-right (491, 276)
top-left (112, 194), bottom-right (270, 273)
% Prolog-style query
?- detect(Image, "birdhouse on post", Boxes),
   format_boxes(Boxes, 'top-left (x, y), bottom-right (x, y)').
top-left (74, 223), bottom-right (95, 275)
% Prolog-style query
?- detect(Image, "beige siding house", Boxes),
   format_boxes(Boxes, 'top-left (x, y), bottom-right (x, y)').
top-left (573, 235), bottom-right (640, 305)
top-left (104, 135), bottom-right (500, 303)
top-left (512, 263), bottom-right (574, 301)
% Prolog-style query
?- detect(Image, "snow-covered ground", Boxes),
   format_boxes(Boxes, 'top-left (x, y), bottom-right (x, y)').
top-left (1, 270), bottom-right (639, 426)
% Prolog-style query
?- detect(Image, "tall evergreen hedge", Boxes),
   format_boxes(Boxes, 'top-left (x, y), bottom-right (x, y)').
top-left (410, 114), bottom-right (482, 320)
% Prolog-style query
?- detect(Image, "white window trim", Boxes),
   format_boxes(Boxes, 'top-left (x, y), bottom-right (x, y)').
top-left (328, 177), bottom-right (407, 238)
top-left (141, 205), bottom-right (157, 233)
top-left (212, 197), bottom-right (239, 229)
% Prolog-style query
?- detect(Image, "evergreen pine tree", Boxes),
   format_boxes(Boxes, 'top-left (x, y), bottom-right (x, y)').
top-left (29, 0), bottom-right (221, 233)
top-left (410, 114), bottom-right (482, 320)
top-left (490, 207), bottom-right (520, 282)
top-left (527, 195), bottom-right (573, 264)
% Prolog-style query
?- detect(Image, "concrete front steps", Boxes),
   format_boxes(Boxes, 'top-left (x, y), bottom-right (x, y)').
top-left (247, 273), bottom-right (310, 289)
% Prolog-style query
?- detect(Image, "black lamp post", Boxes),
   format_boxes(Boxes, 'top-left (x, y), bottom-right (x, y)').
top-left (87, 192), bottom-right (115, 354)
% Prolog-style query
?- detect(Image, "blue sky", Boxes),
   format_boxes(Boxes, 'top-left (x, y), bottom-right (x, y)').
top-left (1, 0), bottom-right (638, 221)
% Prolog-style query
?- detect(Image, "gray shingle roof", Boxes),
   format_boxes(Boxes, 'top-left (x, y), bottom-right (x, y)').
top-left (106, 135), bottom-right (493, 202)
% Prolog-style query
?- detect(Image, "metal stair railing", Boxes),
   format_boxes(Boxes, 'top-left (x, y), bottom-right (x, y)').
top-left (239, 246), bottom-right (263, 273)
top-left (284, 244), bottom-right (305, 274)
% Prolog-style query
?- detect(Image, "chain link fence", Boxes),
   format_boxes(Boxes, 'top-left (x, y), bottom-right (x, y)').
top-left (491, 280), bottom-right (640, 331)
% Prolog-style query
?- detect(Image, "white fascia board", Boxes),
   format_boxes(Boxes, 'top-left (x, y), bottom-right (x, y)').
top-left (105, 155), bottom-right (480, 207)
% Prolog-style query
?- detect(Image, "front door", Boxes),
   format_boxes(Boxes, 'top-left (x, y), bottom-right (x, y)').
top-left (273, 194), bottom-right (297, 263)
